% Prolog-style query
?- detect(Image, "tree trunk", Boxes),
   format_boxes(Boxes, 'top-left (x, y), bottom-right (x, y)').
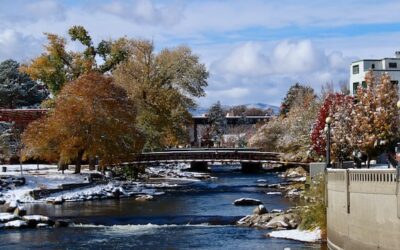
top-left (57, 159), bottom-right (66, 174)
top-left (88, 157), bottom-right (95, 171)
top-left (74, 150), bottom-right (84, 174)
top-left (367, 155), bottom-right (370, 169)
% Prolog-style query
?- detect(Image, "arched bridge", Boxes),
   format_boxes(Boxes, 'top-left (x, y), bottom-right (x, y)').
top-left (120, 148), bottom-right (291, 172)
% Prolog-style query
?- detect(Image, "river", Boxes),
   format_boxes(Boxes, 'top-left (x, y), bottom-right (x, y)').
top-left (0, 165), bottom-right (322, 249)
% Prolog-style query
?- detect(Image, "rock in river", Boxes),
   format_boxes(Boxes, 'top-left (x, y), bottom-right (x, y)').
top-left (253, 205), bottom-right (268, 215)
top-left (233, 198), bottom-right (262, 206)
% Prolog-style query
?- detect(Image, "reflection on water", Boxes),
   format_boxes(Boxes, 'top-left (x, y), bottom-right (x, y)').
top-left (0, 166), bottom-right (322, 249)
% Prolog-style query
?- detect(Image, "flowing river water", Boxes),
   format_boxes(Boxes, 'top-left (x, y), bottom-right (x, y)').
top-left (0, 166), bottom-right (323, 249)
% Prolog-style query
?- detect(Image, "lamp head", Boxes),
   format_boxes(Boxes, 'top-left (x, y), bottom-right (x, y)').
top-left (325, 116), bottom-right (332, 124)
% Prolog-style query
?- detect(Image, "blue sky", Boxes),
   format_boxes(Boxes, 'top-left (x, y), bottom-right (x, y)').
top-left (1, 0), bottom-right (400, 107)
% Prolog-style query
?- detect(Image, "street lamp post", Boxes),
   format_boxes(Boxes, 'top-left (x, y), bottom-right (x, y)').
top-left (325, 116), bottom-right (332, 168)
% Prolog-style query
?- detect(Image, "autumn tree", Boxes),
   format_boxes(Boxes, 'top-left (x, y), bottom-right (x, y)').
top-left (311, 93), bottom-right (354, 163)
top-left (330, 94), bottom-right (354, 164)
top-left (351, 71), bottom-right (399, 167)
top-left (21, 26), bottom-right (129, 96)
top-left (113, 40), bottom-right (208, 150)
top-left (280, 83), bottom-right (315, 116)
top-left (22, 72), bottom-right (144, 173)
top-left (0, 59), bottom-right (48, 108)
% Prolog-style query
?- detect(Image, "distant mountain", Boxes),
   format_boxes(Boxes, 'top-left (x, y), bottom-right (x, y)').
top-left (190, 103), bottom-right (279, 116)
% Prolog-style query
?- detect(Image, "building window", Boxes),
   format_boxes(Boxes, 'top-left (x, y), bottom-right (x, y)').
top-left (352, 65), bottom-right (359, 74)
top-left (391, 80), bottom-right (398, 85)
top-left (371, 64), bottom-right (375, 69)
top-left (389, 62), bottom-right (397, 68)
top-left (353, 82), bottom-right (359, 94)
top-left (362, 81), bottom-right (367, 88)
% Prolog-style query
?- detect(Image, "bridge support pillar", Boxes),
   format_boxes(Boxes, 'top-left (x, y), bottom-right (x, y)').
top-left (190, 162), bottom-right (209, 172)
top-left (241, 162), bottom-right (263, 173)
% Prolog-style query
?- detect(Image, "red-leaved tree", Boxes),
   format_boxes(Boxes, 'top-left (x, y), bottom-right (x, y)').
top-left (311, 93), bottom-right (354, 162)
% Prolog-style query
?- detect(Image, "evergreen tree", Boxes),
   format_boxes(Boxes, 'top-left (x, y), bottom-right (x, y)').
top-left (0, 59), bottom-right (48, 108)
top-left (280, 83), bottom-right (315, 116)
top-left (207, 101), bottom-right (227, 145)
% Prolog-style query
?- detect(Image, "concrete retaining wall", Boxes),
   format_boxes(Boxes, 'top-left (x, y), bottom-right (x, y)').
top-left (327, 169), bottom-right (400, 250)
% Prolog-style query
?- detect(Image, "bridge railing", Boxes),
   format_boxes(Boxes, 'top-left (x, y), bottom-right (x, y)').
top-left (131, 150), bottom-right (281, 163)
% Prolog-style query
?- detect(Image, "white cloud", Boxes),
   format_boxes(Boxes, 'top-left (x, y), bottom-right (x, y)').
top-left (204, 39), bottom-right (352, 106)
top-left (97, 0), bottom-right (184, 26)
top-left (0, 29), bottom-right (42, 62)
top-left (0, 0), bottom-right (65, 24)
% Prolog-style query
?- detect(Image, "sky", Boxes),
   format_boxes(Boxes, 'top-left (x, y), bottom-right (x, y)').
top-left (1, 0), bottom-right (400, 107)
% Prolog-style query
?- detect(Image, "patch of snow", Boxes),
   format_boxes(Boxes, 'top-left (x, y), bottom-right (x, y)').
top-left (291, 177), bottom-right (306, 182)
top-left (267, 228), bottom-right (321, 242)
top-left (23, 215), bottom-right (49, 222)
top-left (5, 219), bottom-right (27, 228)
top-left (0, 213), bottom-right (18, 222)
top-left (271, 209), bottom-right (283, 213)
top-left (267, 192), bottom-right (282, 195)
top-left (236, 215), bottom-right (251, 225)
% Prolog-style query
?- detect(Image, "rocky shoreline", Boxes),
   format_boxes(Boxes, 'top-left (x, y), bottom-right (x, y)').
top-left (0, 203), bottom-right (70, 229)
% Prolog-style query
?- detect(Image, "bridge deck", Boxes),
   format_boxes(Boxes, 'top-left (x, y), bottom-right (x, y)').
top-left (124, 149), bottom-right (282, 165)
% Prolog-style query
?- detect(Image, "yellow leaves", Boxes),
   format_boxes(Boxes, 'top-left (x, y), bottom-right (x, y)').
top-left (22, 72), bottom-right (144, 165)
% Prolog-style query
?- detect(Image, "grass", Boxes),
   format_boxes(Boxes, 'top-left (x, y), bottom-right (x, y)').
top-left (298, 174), bottom-right (327, 239)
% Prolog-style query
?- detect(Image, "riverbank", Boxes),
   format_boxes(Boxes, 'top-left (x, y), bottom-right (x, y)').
top-left (0, 163), bottom-right (211, 205)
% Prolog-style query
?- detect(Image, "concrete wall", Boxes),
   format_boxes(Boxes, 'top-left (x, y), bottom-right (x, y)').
top-left (327, 169), bottom-right (400, 250)
top-left (309, 162), bottom-right (325, 180)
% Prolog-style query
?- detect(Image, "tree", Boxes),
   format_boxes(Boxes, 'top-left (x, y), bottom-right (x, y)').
top-left (280, 83), bottom-right (315, 116)
top-left (278, 91), bottom-right (320, 161)
top-left (22, 72), bottom-right (144, 173)
top-left (113, 40), bottom-right (208, 150)
top-left (248, 117), bottom-right (285, 151)
top-left (351, 71), bottom-right (399, 167)
top-left (207, 101), bottom-right (227, 146)
top-left (0, 59), bottom-right (48, 108)
top-left (21, 26), bottom-right (130, 96)
top-left (251, 90), bottom-right (320, 161)
top-left (311, 93), bottom-right (354, 163)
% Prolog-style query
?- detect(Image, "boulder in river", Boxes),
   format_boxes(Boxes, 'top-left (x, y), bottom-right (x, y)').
top-left (54, 219), bottom-right (71, 228)
top-left (5, 219), bottom-right (28, 229)
top-left (5, 201), bottom-right (17, 213)
top-left (0, 212), bottom-right (19, 223)
top-left (253, 205), bottom-right (268, 215)
top-left (234, 198), bottom-right (262, 206)
top-left (135, 195), bottom-right (154, 201)
top-left (14, 206), bottom-right (27, 216)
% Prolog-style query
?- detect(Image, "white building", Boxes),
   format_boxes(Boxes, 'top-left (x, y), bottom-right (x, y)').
top-left (350, 52), bottom-right (400, 95)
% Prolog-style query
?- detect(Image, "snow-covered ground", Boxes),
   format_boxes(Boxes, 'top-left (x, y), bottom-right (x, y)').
top-left (267, 228), bottom-right (321, 242)
top-left (0, 163), bottom-right (209, 205)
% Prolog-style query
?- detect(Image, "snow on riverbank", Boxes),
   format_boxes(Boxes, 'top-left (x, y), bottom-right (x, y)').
top-left (0, 163), bottom-right (208, 204)
top-left (267, 228), bottom-right (321, 242)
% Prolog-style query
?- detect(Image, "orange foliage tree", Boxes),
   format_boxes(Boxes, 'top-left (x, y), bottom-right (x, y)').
top-left (351, 71), bottom-right (399, 167)
top-left (22, 72), bottom-right (144, 173)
